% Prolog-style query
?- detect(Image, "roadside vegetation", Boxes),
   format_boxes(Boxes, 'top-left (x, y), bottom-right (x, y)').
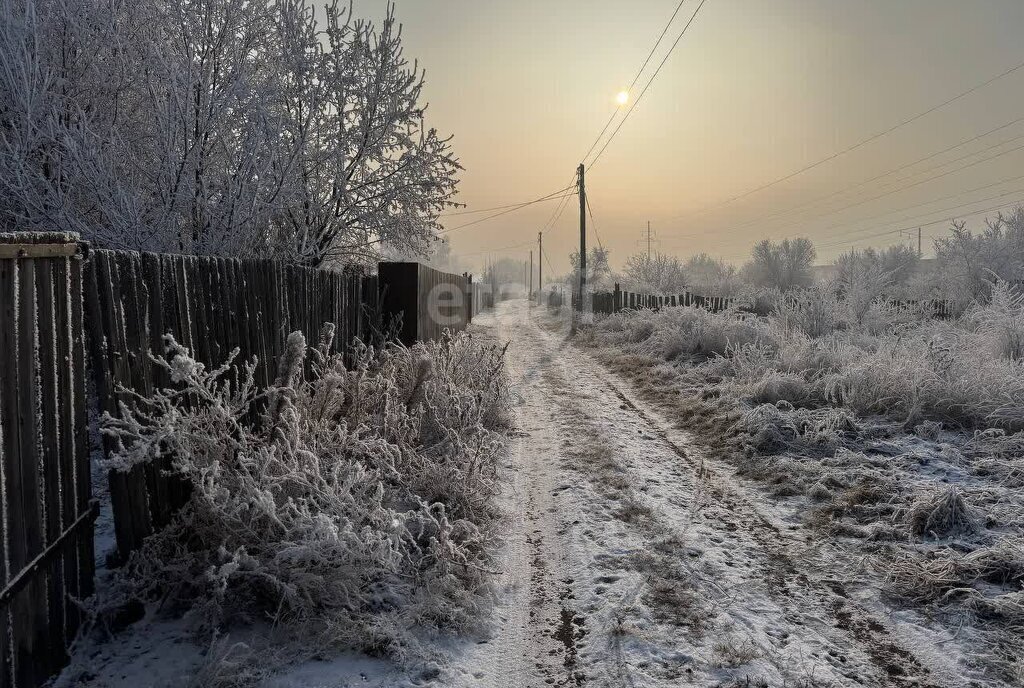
top-left (68, 329), bottom-right (511, 683)
top-left (576, 227), bottom-right (1024, 680)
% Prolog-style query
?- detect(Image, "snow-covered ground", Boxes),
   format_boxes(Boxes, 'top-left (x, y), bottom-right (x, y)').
top-left (467, 300), bottom-right (971, 687)
top-left (58, 299), bottom-right (1019, 686)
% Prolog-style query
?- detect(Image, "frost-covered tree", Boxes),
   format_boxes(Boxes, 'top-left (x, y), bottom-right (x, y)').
top-left (935, 208), bottom-right (1024, 301)
top-left (622, 251), bottom-right (687, 293)
top-left (832, 245), bottom-right (921, 320)
top-left (834, 245), bottom-right (919, 292)
top-left (0, 0), bottom-right (460, 265)
top-left (742, 237), bottom-right (816, 291)
top-left (683, 252), bottom-right (740, 296)
top-left (568, 246), bottom-right (613, 291)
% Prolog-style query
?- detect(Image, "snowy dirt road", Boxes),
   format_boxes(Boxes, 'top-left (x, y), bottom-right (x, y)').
top-left (454, 300), bottom-right (966, 688)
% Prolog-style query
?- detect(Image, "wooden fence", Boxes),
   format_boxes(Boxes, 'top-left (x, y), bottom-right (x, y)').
top-left (0, 236), bottom-right (488, 687)
top-left (86, 252), bottom-right (481, 563)
top-left (0, 234), bottom-right (95, 688)
top-left (378, 262), bottom-right (477, 345)
top-left (469, 279), bottom-right (493, 317)
top-left (84, 249), bottom-right (369, 560)
top-left (592, 284), bottom-right (736, 315)
top-left (594, 284), bottom-right (953, 319)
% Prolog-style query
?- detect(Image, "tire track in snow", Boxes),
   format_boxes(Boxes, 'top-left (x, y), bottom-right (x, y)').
top-left (454, 307), bottom-right (588, 688)
top-left (597, 378), bottom-right (942, 687)
top-left (467, 301), bottom-right (950, 686)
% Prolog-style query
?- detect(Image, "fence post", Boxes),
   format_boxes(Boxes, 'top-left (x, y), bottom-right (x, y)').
top-left (0, 232), bottom-right (96, 686)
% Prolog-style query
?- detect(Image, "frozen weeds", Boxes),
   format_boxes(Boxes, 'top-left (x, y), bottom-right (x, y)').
top-left (59, 297), bottom-right (1024, 686)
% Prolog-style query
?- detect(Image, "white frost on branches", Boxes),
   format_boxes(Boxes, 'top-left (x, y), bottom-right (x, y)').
top-left (0, 0), bottom-right (461, 266)
top-left (100, 328), bottom-right (509, 663)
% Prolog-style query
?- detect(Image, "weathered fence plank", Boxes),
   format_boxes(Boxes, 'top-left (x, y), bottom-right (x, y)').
top-left (0, 234), bottom-right (94, 688)
top-left (84, 250), bottom-right (378, 561)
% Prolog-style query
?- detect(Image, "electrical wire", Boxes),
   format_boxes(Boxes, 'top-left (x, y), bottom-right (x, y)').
top-left (441, 189), bottom-right (575, 234)
top-left (585, 194), bottom-right (605, 250)
top-left (769, 139), bottom-right (1024, 230)
top-left (588, 0), bottom-right (709, 169)
top-left (664, 55), bottom-right (1024, 222)
top-left (697, 115), bottom-right (1024, 236)
top-left (808, 184), bottom-right (1024, 250)
top-left (439, 186), bottom-right (573, 217)
top-left (451, 238), bottom-right (536, 258)
top-left (578, 0), bottom-right (691, 164)
top-left (540, 170), bottom-right (579, 234)
top-left (668, 137), bottom-right (1024, 244)
top-left (818, 195), bottom-right (1024, 250)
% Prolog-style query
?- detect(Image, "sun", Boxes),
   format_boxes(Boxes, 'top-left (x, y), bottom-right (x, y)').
top-left (615, 90), bottom-right (629, 106)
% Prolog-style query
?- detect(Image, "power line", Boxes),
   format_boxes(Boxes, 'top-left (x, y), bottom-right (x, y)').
top-left (665, 55), bottom-right (1024, 222)
top-left (812, 184), bottom-right (1024, 249)
top-left (767, 139), bottom-right (1024, 232)
top-left (692, 114), bottom-right (1024, 236)
top-left (547, 191), bottom-right (576, 233)
top-left (540, 171), bottom-right (579, 234)
top-left (543, 246), bottom-right (556, 276)
top-left (668, 136), bottom-right (1024, 245)
top-left (585, 194), bottom-right (604, 250)
top-left (440, 187), bottom-right (574, 216)
top-left (444, 0), bottom-right (701, 250)
top-left (799, 174), bottom-right (1024, 247)
top-left (818, 195), bottom-right (1024, 251)
top-left (578, 0), bottom-right (691, 164)
top-left (589, 0), bottom-right (709, 169)
top-left (441, 188), bottom-right (575, 234)
top-left (451, 238), bottom-right (535, 258)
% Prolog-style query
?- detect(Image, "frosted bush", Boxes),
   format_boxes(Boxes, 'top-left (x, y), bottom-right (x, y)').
top-left (592, 307), bottom-right (762, 362)
top-left (737, 403), bottom-right (860, 456)
top-left (588, 293), bottom-right (1024, 431)
top-left (100, 327), bottom-right (510, 663)
top-left (907, 486), bottom-right (981, 538)
top-left (965, 281), bottom-right (1024, 361)
top-left (773, 285), bottom-right (840, 338)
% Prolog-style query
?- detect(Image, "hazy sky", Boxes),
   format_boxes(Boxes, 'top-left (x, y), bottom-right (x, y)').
top-left (362, 0), bottom-right (1024, 274)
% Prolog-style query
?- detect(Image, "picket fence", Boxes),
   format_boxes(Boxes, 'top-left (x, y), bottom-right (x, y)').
top-left (592, 284), bottom-right (953, 319)
top-left (592, 284), bottom-right (736, 315)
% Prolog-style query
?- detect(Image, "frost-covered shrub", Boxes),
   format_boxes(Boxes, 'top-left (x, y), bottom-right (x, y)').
top-left (736, 403), bottom-right (860, 456)
top-left (592, 307), bottom-right (761, 362)
top-left (965, 281), bottom-right (1024, 361)
top-left (823, 329), bottom-right (1024, 430)
top-left (588, 293), bottom-right (1024, 431)
top-left (907, 486), bottom-right (980, 538)
top-left (101, 327), bottom-right (510, 663)
top-left (882, 536), bottom-right (1024, 605)
top-left (914, 421), bottom-right (943, 441)
top-left (773, 285), bottom-right (841, 338)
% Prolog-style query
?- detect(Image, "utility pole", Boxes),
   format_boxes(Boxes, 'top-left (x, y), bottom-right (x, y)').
top-left (538, 231), bottom-right (543, 297)
top-left (918, 227), bottom-right (922, 258)
top-left (529, 250), bottom-right (533, 299)
top-left (578, 163), bottom-right (586, 312)
top-left (647, 220), bottom-right (652, 259)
